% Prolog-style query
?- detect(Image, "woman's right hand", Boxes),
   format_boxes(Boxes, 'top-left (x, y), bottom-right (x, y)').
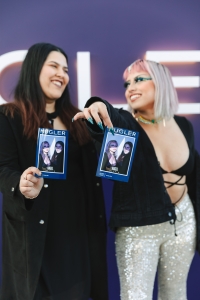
top-left (19, 167), bottom-right (44, 199)
top-left (73, 101), bottom-right (113, 130)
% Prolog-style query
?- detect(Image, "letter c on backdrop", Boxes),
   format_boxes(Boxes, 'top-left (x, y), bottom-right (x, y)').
top-left (0, 50), bottom-right (27, 104)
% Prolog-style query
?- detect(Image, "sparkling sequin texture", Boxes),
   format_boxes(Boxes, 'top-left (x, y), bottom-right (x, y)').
top-left (115, 194), bottom-right (196, 300)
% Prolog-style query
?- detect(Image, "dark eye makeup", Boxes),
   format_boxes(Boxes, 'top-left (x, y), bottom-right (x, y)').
top-left (124, 76), bottom-right (152, 88)
top-left (135, 77), bottom-right (147, 83)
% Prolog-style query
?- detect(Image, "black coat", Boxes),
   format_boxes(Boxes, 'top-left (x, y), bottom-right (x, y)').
top-left (85, 97), bottom-right (200, 253)
top-left (0, 108), bottom-right (108, 300)
top-left (117, 152), bottom-right (131, 175)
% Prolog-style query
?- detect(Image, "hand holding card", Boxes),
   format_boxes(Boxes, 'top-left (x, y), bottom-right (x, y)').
top-left (19, 167), bottom-right (44, 199)
top-left (72, 101), bottom-right (114, 133)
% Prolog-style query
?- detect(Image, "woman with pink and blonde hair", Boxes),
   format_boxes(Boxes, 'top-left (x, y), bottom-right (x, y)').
top-left (73, 59), bottom-right (200, 300)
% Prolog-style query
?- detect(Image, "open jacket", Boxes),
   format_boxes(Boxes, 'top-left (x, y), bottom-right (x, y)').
top-left (0, 107), bottom-right (108, 300)
top-left (85, 97), bottom-right (200, 253)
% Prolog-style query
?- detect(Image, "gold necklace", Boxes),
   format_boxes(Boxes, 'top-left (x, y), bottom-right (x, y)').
top-left (136, 115), bottom-right (163, 125)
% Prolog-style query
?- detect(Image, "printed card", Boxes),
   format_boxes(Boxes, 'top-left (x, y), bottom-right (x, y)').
top-left (35, 128), bottom-right (68, 179)
top-left (96, 127), bottom-right (139, 182)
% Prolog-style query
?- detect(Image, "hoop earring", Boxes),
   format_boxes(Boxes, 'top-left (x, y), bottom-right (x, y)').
top-left (163, 118), bottom-right (166, 127)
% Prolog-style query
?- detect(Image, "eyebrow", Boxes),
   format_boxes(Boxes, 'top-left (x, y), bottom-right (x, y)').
top-left (48, 61), bottom-right (68, 70)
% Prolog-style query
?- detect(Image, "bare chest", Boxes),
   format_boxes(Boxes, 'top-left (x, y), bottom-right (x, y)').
top-left (143, 122), bottom-right (189, 172)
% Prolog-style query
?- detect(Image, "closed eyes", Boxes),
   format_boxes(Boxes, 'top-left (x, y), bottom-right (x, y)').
top-left (49, 64), bottom-right (68, 73)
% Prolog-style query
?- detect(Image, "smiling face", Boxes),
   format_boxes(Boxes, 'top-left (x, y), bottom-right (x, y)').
top-left (109, 142), bottom-right (118, 153)
top-left (39, 51), bottom-right (69, 103)
top-left (123, 143), bottom-right (131, 154)
top-left (43, 143), bottom-right (50, 154)
top-left (55, 143), bottom-right (63, 153)
top-left (124, 71), bottom-right (155, 113)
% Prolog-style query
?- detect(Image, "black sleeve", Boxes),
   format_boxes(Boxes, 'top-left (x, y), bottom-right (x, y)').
top-left (0, 113), bottom-right (27, 209)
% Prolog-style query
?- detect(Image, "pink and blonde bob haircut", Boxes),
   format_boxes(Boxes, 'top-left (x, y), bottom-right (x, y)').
top-left (123, 59), bottom-right (179, 120)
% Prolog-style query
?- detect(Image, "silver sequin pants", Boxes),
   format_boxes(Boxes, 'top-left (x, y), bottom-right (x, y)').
top-left (115, 194), bottom-right (196, 300)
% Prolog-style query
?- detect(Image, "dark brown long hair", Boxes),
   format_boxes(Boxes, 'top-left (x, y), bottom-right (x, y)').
top-left (2, 43), bottom-right (90, 145)
top-left (117, 141), bottom-right (133, 163)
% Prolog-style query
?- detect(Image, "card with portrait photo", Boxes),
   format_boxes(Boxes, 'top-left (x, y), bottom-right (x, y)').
top-left (35, 128), bottom-right (68, 179)
top-left (96, 127), bottom-right (139, 182)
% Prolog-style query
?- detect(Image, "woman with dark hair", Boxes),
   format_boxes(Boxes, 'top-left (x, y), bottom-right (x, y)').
top-left (73, 59), bottom-right (200, 299)
top-left (117, 141), bottom-right (133, 175)
top-left (38, 141), bottom-right (52, 171)
top-left (101, 140), bottom-right (118, 172)
top-left (51, 141), bottom-right (64, 172)
top-left (0, 43), bottom-right (108, 300)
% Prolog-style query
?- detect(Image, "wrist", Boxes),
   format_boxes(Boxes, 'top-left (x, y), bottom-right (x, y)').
top-left (24, 194), bottom-right (39, 200)
top-left (19, 187), bottom-right (39, 200)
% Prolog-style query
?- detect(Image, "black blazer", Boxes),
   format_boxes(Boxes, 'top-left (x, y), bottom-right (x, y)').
top-left (0, 107), bottom-right (108, 300)
top-left (85, 97), bottom-right (200, 253)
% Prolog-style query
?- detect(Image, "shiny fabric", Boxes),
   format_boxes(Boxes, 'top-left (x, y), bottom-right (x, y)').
top-left (115, 194), bottom-right (196, 300)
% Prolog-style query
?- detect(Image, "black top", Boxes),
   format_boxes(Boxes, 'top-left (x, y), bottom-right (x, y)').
top-left (160, 151), bottom-right (194, 189)
top-left (37, 135), bottom-right (91, 299)
top-left (38, 153), bottom-right (52, 171)
top-left (101, 152), bottom-right (119, 173)
top-left (160, 151), bottom-right (194, 176)
top-left (84, 97), bottom-right (200, 254)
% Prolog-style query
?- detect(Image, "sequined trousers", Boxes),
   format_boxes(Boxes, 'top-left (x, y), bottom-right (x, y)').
top-left (115, 194), bottom-right (196, 300)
